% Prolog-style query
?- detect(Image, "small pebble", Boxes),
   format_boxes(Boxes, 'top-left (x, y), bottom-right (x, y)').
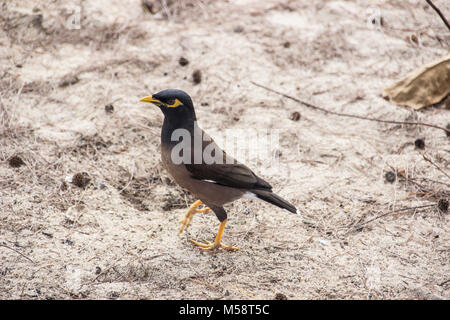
top-left (141, 0), bottom-right (155, 14)
top-left (95, 266), bottom-right (102, 275)
top-left (274, 149), bottom-right (282, 157)
top-left (31, 14), bottom-right (43, 28)
top-left (63, 239), bottom-right (74, 245)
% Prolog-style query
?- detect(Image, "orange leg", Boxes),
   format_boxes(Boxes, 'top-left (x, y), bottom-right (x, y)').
top-left (190, 219), bottom-right (238, 251)
top-left (179, 200), bottom-right (210, 234)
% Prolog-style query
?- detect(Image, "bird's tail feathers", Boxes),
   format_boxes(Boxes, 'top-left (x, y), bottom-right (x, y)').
top-left (249, 190), bottom-right (299, 215)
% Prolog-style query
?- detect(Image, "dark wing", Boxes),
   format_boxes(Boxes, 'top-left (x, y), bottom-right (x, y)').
top-left (185, 136), bottom-right (271, 190)
top-left (185, 161), bottom-right (272, 191)
top-left (184, 128), bottom-right (272, 190)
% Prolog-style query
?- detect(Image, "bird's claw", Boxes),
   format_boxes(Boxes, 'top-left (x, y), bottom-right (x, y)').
top-left (179, 207), bottom-right (210, 234)
top-left (190, 239), bottom-right (238, 251)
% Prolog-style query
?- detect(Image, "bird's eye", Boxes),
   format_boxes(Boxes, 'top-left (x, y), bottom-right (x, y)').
top-left (165, 99), bottom-right (175, 105)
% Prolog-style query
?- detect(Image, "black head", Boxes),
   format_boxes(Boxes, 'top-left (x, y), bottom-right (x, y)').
top-left (140, 89), bottom-right (196, 125)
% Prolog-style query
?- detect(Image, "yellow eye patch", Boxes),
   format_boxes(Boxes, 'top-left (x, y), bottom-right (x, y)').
top-left (166, 98), bottom-right (183, 108)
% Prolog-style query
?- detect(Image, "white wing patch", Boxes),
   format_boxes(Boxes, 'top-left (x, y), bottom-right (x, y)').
top-left (201, 179), bottom-right (217, 184)
top-left (243, 191), bottom-right (258, 200)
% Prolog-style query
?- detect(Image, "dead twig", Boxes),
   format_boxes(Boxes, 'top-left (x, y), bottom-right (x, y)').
top-left (422, 153), bottom-right (450, 180)
top-left (0, 243), bottom-right (35, 263)
top-left (231, 284), bottom-right (260, 299)
top-left (439, 279), bottom-right (450, 286)
top-left (251, 81), bottom-right (450, 135)
top-left (426, 0), bottom-right (450, 31)
top-left (112, 266), bottom-right (130, 282)
top-left (411, 177), bottom-right (450, 188)
top-left (355, 204), bottom-right (436, 229)
top-left (190, 279), bottom-right (220, 291)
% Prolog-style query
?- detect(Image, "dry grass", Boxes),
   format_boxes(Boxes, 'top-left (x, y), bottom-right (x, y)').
top-left (0, 0), bottom-right (449, 299)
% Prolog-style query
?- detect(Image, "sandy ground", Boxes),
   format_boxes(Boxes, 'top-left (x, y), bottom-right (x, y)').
top-left (0, 0), bottom-right (449, 299)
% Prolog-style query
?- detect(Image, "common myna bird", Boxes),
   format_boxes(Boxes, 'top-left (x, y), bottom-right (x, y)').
top-left (140, 89), bottom-right (298, 251)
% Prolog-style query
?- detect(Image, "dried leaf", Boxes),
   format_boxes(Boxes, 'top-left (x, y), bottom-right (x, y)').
top-left (382, 54), bottom-right (450, 110)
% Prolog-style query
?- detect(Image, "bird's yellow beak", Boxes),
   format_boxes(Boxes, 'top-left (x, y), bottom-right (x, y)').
top-left (140, 96), bottom-right (161, 104)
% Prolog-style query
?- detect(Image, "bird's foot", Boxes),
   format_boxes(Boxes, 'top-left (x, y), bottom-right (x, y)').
top-left (179, 208), bottom-right (209, 234)
top-left (179, 200), bottom-right (210, 234)
top-left (190, 239), bottom-right (238, 251)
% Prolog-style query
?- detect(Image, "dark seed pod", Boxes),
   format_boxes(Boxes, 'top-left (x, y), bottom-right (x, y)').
top-left (72, 172), bottom-right (91, 188)
top-left (414, 138), bottom-right (425, 150)
top-left (290, 111), bottom-right (301, 121)
top-left (437, 199), bottom-right (448, 214)
top-left (105, 104), bottom-right (114, 113)
top-left (275, 293), bottom-right (288, 300)
top-left (233, 25), bottom-right (244, 33)
top-left (59, 74), bottom-right (79, 88)
top-left (385, 171), bottom-right (396, 183)
top-left (8, 155), bottom-right (25, 168)
top-left (179, 57), bottom-right (189, 66)
top-left (192, 70), bottom-right (202, 84)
